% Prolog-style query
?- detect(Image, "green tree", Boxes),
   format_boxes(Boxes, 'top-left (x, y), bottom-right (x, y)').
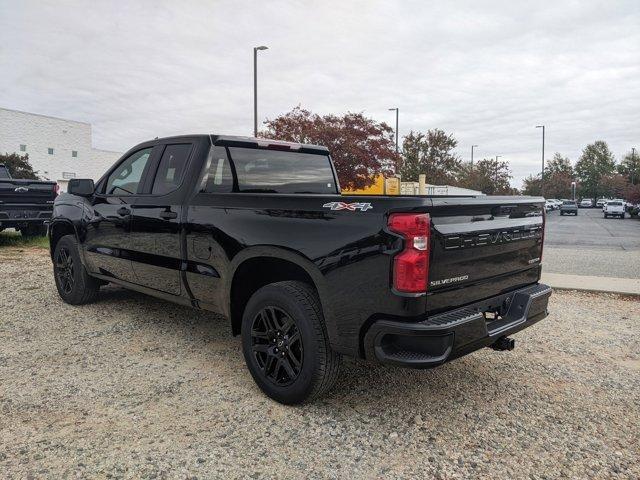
top-left (399, 129), bottom-right (462, 184)
top-left (522, 174), bottom-right (542, 196)
top-left (523, 153), bottom-right (575, 198)
top-left (617, 150), bottom-right (640, 185)
top-left (575, 141), bottom-right (616, 200)
top-left (0, 152), bottom-right (39, 179)
top-left (458, 158), bottom-right (512, 195)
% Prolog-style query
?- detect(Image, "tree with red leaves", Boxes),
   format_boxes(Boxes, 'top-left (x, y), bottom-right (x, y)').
top-left (261, 107), bottom-right (400, 190)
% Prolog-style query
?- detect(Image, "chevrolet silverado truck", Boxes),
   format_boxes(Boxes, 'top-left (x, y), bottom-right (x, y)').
top-left (0, 163), bottom-right (58, 236)
top-left (49, 135), bottom-right (551, 404)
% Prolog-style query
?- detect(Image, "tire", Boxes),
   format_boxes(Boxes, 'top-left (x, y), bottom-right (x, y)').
top-left (53, 234), bottom-right (100, 305)
top-left (21, 224), bottom-right (47, 237)
top-left (560, 212), bottom-right (564, 216)
top-left (241, 281), bottom-right (341, 404)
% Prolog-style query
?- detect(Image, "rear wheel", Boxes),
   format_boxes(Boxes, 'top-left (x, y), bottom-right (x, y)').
top-left (241, 281), bottom-right (341, 404)
top-left (53, 234), bottom-right (100, 305)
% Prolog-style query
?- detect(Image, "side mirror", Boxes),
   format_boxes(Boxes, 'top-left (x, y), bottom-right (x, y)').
top-left (68, 178), bottom-right (95, 197)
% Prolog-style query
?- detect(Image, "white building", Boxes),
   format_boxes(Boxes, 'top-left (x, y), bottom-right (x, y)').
top-left (0, 107), bottom-right (122, 190)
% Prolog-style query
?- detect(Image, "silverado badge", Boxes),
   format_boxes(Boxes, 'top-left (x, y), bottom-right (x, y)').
top-left (323, 202), bottom-right (373, 212)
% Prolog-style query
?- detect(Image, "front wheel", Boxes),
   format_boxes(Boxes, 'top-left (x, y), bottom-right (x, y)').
top-left (53, 234), bottom-right (100, 305)
top-left (241, 281), bottom-right (341, 404)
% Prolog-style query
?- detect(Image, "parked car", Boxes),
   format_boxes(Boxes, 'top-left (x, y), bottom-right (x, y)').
top-left (603, 201), bottom-right (625, 219)
top-left (0, 163), bottom-right (58, 236)
top-left (560, 200), bottom-right (578, 215)
top-left (49, 135), bottom-right (551, 404)
top-left (550, 199), bottom-right (563, 209)
top-left (579, 199), bottom-right (593, 208)
top-left (596, 198), bottom-right (608, 208)
top-left (545, 200), bottom-right (554, 211)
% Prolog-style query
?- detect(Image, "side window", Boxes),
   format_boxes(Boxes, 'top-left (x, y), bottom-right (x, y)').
top-left (151, 144), bottom-right (192, 195)
top-left (200, 146), bottom-right (233, 193)
top-left (105, 148), bottom-right (153, 195)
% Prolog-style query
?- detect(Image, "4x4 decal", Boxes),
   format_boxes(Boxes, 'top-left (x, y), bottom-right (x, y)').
top-left (323, 202), bottom-right (373, 212)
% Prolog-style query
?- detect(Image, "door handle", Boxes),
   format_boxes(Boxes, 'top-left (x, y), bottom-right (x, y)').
top-left (117, 207), bottom-right (131, 216)
top-left (159, 210), bottom-right (178, 220)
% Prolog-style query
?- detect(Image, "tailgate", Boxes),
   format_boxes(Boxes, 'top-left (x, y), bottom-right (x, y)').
top-left (427, 196), bottom-right (544, 314)
top-left (0, 180), bottom-right (57, 205)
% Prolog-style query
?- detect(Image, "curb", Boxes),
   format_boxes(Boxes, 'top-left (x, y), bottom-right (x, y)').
top-left (541, 273), bottom-right (640, 297)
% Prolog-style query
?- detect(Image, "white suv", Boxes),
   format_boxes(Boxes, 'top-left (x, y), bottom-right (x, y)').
top-left (603, 201), bottom-right (625, 219)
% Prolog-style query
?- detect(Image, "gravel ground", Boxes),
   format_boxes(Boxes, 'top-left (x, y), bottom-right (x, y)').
top-left (544, 247), bottom-right (640, 279)
top-left (1, 248), bottom-right (639, 479)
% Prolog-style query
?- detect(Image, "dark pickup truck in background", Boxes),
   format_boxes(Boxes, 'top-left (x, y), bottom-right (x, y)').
top-left (49, 135), bottom-right (551, 404)
top-left (0, 163), bottom-right (58, 236)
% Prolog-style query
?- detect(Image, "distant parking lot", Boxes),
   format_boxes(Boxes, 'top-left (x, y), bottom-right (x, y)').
top-left (544, 207), bottom-right (640, 279)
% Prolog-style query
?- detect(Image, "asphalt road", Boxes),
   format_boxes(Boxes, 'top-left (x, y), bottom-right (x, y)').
top-left (544, 207), bottom-right (640, 279)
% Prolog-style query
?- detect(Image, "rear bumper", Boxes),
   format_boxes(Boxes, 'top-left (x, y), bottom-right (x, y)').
top-left (363, 283), bottom-right (552, 368)
top-left (0, 208), bottom-right (52, 228)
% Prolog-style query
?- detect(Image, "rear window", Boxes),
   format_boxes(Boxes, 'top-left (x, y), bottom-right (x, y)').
top-left (608, 201), bottom-right (622, 206)
top-left (0, 166), bottom-right (10, 179)
top-left (228, 147), bottom-right (337, 194)
top-left (562, 201), bottom-right (576, 205)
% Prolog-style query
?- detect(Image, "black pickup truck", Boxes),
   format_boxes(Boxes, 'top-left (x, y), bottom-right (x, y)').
top-left (49, 135), bottom-right (551, 404)
top-left (0, 163), bottom-right (58, 236)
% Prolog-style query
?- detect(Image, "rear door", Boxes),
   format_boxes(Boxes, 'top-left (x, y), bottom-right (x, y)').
top-left (427, 197), bottom-right (544, 314)
top-left (128, 141), bottom-right (196, 295)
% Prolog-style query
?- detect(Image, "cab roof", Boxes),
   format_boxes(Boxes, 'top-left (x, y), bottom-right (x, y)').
top-left (148, 134), bottom-right (329, 155)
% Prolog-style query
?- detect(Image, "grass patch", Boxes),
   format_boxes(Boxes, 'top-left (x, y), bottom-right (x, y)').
top-left (0, 229), bottom-right (49, 249)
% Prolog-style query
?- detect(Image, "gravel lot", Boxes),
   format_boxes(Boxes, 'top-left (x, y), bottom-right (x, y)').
top-left (1, 248), bottom-right (639, 479)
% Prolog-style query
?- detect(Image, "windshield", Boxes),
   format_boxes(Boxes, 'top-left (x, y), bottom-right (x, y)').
top-left (0, 165), bottom-right (10, 179)
top-left (229, 148), bottom-right (338, 194)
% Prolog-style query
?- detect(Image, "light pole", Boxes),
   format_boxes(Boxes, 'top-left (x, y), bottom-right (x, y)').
top-left (471, 145), bottom-right (478, 165)
top-left (253, 45), bottom-right (268, 137)
top-left (632, 147), bottom-right (637, 185)
top-left (388, 108), bottom-right (399, 153)
top-left (495, 155), bottom-right (501, 188)
top-left (536, 125), bottom-right (545, 196)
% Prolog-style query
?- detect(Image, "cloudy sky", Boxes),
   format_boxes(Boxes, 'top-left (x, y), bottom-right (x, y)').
top-left (1, 0), bottom-right (638, 187)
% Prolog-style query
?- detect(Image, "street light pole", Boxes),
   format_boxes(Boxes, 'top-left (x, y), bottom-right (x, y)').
top-left (471, 145), bottom-right (478, 165)
top-left (632, 147), bottom-right (637, 185)
top-left (495, 155), bottom-right (501, 188)
top-left (253, 45), bottom-right (268, 137)
top-left (388, 108), bottom-right (399, 153)
top-left (536, 125), bottom-right (545, 196)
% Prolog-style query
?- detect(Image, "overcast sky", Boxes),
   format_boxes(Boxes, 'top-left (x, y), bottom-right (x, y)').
top-left (1, 0), bottom-right (638, 187)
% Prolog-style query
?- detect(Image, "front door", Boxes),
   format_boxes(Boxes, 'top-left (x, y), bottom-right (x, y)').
top-left (83, 147), bottom-right (155, 283)
top-left (128, 142), bottom-right (195, 296)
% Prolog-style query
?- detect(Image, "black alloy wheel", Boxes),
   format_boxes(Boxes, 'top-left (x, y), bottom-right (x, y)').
top-left (55, 246), bottom-right (75, 295)
top-left (250, 306), bottom-right (303, 386)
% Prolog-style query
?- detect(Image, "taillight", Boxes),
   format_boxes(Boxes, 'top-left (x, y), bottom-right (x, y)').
top-left (388, 213), bottom-right (431, 293)
top-left (54, 183), bottom-right (60, 196)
